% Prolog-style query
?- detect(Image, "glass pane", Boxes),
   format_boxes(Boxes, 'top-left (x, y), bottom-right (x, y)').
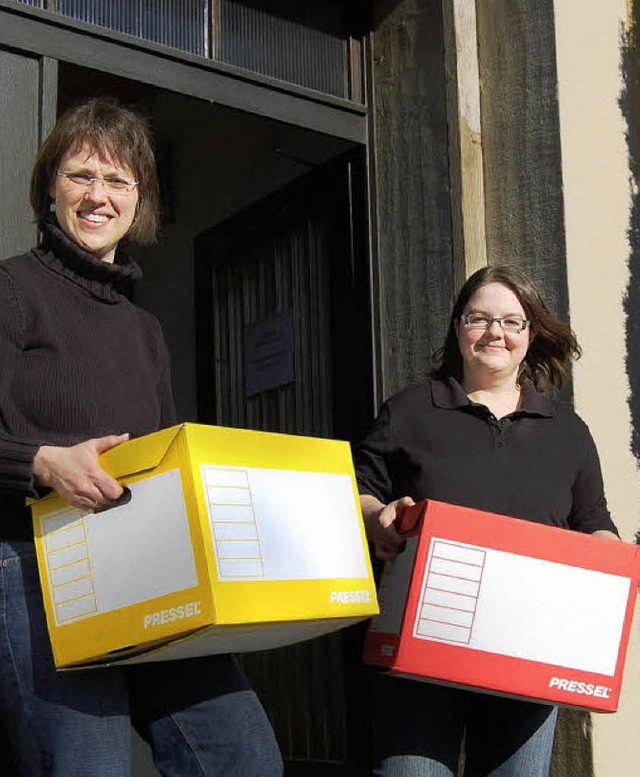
top-left (218, 1), bottom-right (349, 99)
top-left (140, 0), bottom-right (206, 54)
top-left (53, 0), bottom-right (206, 55)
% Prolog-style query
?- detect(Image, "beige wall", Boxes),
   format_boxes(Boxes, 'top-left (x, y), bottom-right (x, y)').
top-left (553, 0), bottom-right (640, 773)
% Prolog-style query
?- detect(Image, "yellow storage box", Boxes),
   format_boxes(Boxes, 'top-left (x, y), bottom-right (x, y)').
top-left (31, 423), bottom-right (378, 668)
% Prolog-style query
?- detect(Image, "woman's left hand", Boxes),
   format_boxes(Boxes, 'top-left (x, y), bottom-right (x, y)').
top-left (33, 434), bottom-right (129, 511)
top-left (591, 529), bottom-right (621, 541)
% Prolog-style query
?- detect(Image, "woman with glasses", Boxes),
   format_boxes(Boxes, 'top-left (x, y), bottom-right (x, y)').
top-left (0, 98), bottom-right (282, 776)
top-left (355, 265), bottom-right (618, 777)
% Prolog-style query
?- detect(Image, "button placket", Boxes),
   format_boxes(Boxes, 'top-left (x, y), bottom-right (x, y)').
top-left (495, 417), bottom-right (510, 448)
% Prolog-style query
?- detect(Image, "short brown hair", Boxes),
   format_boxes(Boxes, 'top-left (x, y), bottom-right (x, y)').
top-left (431, 265), bottom-right (581, 391)
top-left (30, 97), bottom-right (159, 244)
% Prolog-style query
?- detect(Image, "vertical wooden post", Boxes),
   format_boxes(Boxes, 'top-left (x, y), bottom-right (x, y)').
top-left (368, 0), bottom-right (456, 397)
top-left (442, 0), bottom-right (487, 289)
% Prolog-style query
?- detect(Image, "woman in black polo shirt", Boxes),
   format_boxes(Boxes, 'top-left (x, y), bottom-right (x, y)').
top-left (355, 265), bottom-right (618, 777)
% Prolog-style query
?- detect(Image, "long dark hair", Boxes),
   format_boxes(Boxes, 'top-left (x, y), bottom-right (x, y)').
top-left (430, 265), bottom-right (581, 391)
top-left (30, 97), bottom-right (160, 244)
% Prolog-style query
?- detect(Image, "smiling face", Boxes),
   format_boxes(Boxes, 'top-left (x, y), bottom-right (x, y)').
top-left (455, 282), bottom-right (532, 387)
top-left (49, 144), bottom-right (139, 263)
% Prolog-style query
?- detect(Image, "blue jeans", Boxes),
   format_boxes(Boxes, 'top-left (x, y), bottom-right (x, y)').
top-left (0, 540), bottom-right (283, 776)
top-left (371, 673), bottom-right (558, 777)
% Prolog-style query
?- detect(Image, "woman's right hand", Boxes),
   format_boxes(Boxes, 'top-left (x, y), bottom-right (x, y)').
top-left (360, 494), bottom-right (415, 561)
top-left (33, 434), bottom-right (129, 511)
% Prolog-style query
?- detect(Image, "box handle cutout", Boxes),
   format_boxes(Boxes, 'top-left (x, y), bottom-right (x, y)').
top-left (95, 486), bottom-right (132, 513)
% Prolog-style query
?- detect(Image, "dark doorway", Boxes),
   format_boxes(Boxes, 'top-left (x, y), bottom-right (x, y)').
top-left (194, 151), bottom-right (374, 774)
top-left (195, 151), bottom-right (373, 441)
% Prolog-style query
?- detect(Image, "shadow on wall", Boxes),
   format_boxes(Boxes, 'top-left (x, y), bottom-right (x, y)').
top-left (620, 1), bottom-right (640, 544)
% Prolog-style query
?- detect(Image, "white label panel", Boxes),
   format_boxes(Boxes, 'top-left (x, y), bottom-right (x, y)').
top-left (201, 465), bottom-right (367, 581)
top-left (413, 538), bottom-right (630, 676)
top-left (41, 469), bottom-right (197, 624)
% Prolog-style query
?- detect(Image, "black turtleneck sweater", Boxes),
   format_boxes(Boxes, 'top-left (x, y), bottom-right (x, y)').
top-left (0, 219), bottom-right (176, 540)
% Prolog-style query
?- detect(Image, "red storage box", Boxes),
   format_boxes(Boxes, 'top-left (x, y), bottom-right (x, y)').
top-left (363, 500), bottom-right (640, 712)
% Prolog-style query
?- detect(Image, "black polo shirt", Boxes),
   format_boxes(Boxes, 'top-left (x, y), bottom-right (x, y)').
top-left (354, 377), bottom-right (617, 534)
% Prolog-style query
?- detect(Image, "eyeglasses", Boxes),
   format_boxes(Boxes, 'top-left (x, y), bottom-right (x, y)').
top-left (460, 313), bottom-right (530, 332)
top-left (56, 170), bottom-right (139, 193)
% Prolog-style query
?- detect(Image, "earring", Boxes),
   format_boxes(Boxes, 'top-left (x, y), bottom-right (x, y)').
top-left (49, 201), bottom-right (56, 213)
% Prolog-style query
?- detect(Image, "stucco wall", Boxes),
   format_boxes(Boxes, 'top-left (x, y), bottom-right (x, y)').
top-left (553, 0), bottom-right (640, 774)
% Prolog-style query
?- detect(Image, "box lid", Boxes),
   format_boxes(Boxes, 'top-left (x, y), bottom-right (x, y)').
top-left (99, 424), bottom-right (183, 479)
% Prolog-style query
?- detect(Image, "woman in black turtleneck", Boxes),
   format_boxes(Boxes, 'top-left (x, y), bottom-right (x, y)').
top-left (0, 98), bottom-right (282, 777)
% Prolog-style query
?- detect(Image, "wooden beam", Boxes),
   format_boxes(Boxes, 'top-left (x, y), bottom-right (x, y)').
top-left (442, 0), bottom-right (487, 289)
